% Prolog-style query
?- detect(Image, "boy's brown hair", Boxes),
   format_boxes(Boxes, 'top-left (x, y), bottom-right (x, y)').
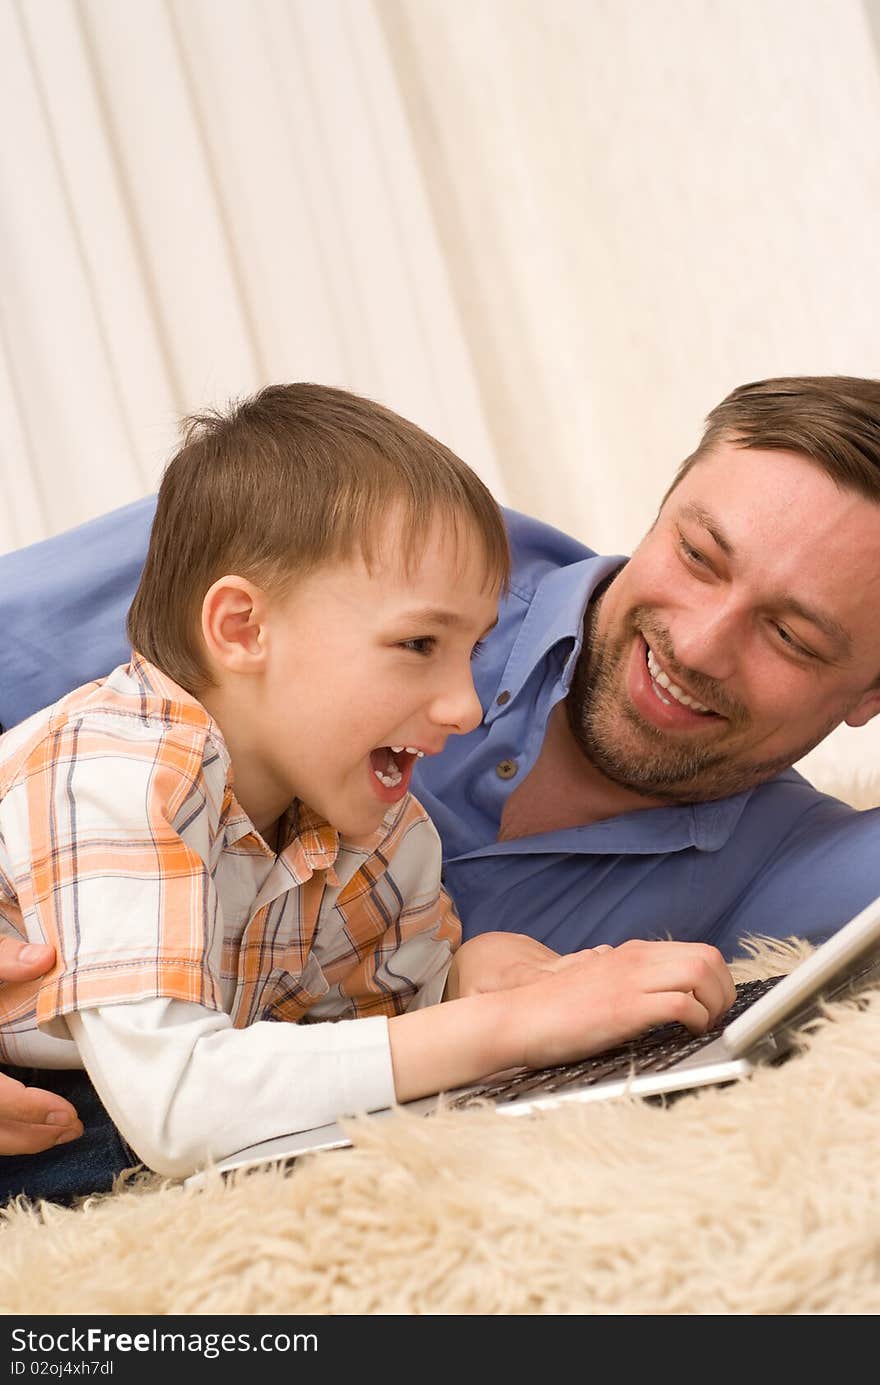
top-left (664, 375), bottom-right (880, 505)
top-left (127, 382), bottom-right (510, 693)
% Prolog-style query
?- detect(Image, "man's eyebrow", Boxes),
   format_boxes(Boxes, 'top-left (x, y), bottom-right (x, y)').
top-left (678, 503), bottom-right (734, 556)
top-left (775, 597), bottom-right (852, 657)
top-left (678, 502), bottom-right (852, 656)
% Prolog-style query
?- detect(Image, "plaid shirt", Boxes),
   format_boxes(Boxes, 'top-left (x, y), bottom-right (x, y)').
top-left (0, 654), bottom-right (460, 1066)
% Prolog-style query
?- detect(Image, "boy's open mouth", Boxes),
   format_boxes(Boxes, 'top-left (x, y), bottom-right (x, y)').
top-left (369, 745), bottom-right (424, 789)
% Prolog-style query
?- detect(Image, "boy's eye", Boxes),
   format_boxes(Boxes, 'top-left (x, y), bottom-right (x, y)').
top-left (399, 637), bottom-right (436, 656)
top-left (470, 639), bottom-right (486, 661)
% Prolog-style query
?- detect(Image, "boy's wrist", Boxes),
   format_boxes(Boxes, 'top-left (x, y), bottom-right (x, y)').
top-left (388, 989), bottom-right (525, 1104)
top-left (442, 954), bottom-right (461, 1002)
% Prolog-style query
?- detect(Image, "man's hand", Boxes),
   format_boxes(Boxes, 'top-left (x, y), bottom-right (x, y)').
top-left (0, 938), bottom-right (82, 1154)
top-left (444, 930), bottom-right (613, 1001)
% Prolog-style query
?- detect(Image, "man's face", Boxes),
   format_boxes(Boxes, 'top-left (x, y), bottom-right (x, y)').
top-left (569, 441), bottom-right (880, 803)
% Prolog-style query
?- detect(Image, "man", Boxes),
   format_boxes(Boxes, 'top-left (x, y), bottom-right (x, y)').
top-left (3, 374), bottom-right (880, 1151)
top-left (0, 940), bottom-right (83, 1151)
top-left (413, 374), bottom-right (880, 956)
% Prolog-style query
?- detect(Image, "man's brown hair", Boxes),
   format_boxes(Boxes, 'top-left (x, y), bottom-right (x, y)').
top-left (127, 382), bottom-right (509, 693)
top-left (663, 375), bottom-right (880, 505)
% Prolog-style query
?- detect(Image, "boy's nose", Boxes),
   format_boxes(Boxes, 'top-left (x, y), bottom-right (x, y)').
top-left (428, 671), bottom-right (484, 736)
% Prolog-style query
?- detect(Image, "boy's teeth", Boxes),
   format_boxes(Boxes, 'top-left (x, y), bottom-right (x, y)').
top-left (646, 647), bottom-right (710, 713)
top-left (389, 745), bottom-right (425, 758)
top-left (374, 768), bottom-right (403, 788)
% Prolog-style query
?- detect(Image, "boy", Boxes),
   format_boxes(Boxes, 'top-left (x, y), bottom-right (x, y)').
top-left (0, 383), bottom-right (734, 1201)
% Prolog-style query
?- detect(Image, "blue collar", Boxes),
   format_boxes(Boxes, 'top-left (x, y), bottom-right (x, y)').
top-left (446, 785), bottom-right (758, 861)
top-left (479, 548), bottom-right (767, 857)
top-left (485, 554), bottom-right (627, 725)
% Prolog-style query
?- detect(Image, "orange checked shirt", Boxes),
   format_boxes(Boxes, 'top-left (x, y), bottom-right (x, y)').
top-left (0, 654), bottom-right (461, 1069)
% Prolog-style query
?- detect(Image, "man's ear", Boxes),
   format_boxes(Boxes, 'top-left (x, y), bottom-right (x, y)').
top-left (201, 575), bottom-right (269, 675)
top-left (844, 684), bottom-right (880, 729)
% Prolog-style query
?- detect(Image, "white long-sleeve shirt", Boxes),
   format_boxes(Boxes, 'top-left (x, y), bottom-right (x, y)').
top-left (0, 657), bottom-right (458, 1176)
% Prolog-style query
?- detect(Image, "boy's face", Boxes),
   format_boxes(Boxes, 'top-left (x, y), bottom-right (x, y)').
top-left (253, 512), bottom-right (499, 839)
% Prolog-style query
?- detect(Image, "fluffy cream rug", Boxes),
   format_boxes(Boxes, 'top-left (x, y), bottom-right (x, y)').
top-left (1, 770), bottom-right (878, 1316)
top-left (1, 935), bottom-right (879, 1316)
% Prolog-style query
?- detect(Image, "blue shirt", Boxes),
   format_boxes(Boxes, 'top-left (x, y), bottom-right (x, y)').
top-left (3, 499), bottom-right (879, 961)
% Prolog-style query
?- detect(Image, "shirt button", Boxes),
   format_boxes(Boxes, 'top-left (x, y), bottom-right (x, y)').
top-left (496, 759), bottom-right (518, 780)
top-left (496, 690), bottom-right (511, 705)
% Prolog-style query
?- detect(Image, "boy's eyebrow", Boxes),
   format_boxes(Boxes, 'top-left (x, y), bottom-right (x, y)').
top-left (678, 502), bottom-right (852, 656)
top-left (399, 608), bottom-right (499, 636)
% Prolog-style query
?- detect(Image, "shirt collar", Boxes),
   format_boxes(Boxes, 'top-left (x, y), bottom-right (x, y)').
top-left (128, 650), bottom-right (215, 722)
top-left (450, 784), bottom-right (759, 860)
top-left (467, 559), bottom-right (772, 856)
top-left (129, 652), bottom-right (343, 882)
top-left (281, 802), bottom-right (341, 880)
top-left (485, 553), bottom-right (626, 725)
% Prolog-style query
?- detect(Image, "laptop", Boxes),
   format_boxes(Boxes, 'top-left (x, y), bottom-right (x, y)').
top-left (184, 889), bottom-right (880, 1189)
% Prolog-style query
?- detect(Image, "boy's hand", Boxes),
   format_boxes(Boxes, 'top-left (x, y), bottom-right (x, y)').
top-left (513, 938), bottom-right (737, 1071)
top-left (444, 931), bottom-right (612, 1001)
top-left (390, 937), bottom-right (737, 1104)
top-left (0, 938), bottom-right (83, 1153)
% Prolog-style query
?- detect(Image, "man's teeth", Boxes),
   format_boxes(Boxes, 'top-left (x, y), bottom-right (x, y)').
top-left (646, 647), bottom-right (710, 713)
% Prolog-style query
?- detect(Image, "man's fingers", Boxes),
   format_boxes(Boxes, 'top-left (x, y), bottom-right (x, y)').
top-left (0, 1071), bottom-right (83, 1155)
top-left (0, 1071), bottom-right (79, 1126)
top-left (0, 1118), bottom-right (84, 1155)
top-left (0, 936), bottom-right (55, 981)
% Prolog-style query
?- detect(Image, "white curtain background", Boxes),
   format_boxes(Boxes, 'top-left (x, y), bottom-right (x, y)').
top-left (2, 0), bottom-right (880, 788)
top-left (0, 0), bottom-right (503, 546)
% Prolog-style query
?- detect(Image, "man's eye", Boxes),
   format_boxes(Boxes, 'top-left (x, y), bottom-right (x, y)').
top-left (400, 637), bottom-right (436, 656)
top-left (774, 624), bottom-right (813, 658)
top-left (679, 536), bottom-right (707, 566)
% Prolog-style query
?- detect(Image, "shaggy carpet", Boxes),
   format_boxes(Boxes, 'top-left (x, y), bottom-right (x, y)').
top-left (0, 934), bottom-right (878, 1316)
top-left (1, 771), bottom-right (878, 1317)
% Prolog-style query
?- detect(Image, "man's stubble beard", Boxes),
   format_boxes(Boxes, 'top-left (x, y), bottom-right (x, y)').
top-left (566, 593), bottom-right (838, 805)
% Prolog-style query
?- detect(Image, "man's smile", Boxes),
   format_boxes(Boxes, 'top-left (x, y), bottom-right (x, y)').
top-left (626, 633), bottom-right (728, 736)
top-left (645, 644), bottom-right (712, 714)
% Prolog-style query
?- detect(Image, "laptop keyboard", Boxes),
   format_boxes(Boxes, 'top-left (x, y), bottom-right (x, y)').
top-left (446, 973), bottom-right (784, 1109)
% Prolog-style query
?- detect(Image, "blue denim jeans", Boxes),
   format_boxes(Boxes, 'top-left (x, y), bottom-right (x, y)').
top-left (0, 1067), bottom-right (140, 1205)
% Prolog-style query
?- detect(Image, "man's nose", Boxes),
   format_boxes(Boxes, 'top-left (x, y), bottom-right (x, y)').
top-left (428, 668), bottom-right (484, 736)
top-left (667, 602), bottom-right (740, 683)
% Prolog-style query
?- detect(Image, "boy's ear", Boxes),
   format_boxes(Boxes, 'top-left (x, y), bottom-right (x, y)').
top-left (844, 684), bottom-right (880, 730)
top-left (201, 575), bottom-right (269, 675)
